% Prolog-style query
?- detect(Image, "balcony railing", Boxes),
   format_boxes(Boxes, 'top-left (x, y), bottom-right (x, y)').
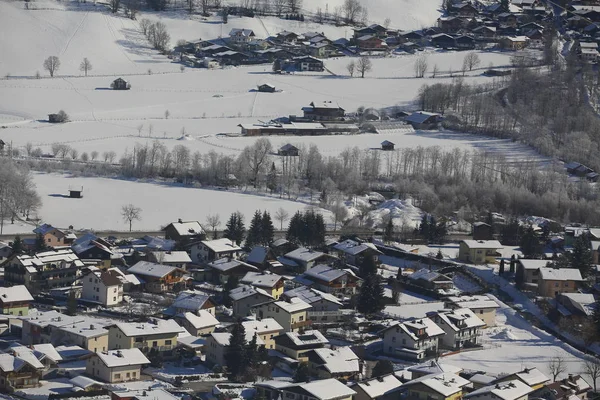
top-left (291, 320), bottom-right (312, 329)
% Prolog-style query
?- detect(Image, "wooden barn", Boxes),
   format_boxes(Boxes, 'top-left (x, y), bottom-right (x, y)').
top-left (258, 83), bottom-right (276, 93)
top-left (381, 140), bottom-right (395, 151)
top-left (69, 186), bottom-right (83, 198)
top-left (278, 143), bottom-right (299, 156)
top-left (111, 78), bottom-right (130, 90)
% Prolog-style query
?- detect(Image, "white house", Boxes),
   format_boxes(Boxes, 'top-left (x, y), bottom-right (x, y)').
top-left (81, 270), bottom-right (123, 307)
top-left (148, 251), bottom-right (192, 269)
top-left (445, 295), bottom-right (500, 327)
top-left (380, 317), bottom-right (445, 360)
top-left (429, 308), bottom-right (485, 350)
top-left (86, 348), bottom-right (149, 383)
top-left (229, 28), bottom-right (256, 43)
top-left (178, 311), bottom-right (220, 336)
top-left (190, 238), bottom-right (243, 264)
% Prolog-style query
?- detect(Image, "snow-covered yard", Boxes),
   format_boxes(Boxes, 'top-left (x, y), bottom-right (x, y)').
top-left (145, 363), bottom-right (227, 384)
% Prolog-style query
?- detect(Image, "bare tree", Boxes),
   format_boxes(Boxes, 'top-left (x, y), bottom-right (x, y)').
top-left (165, 109), bottom-right (170, 119)
top-left (273, 0), bottom-right (285, 16)
top-left (342, 0), bottom-right (362, 24)
top-left (346, 60), bottom-right (356, 77)
top-left (431, 64), bottom-right (439, 78)
top-left (582, 357), bottom-right (600, 392)
top-left (287, 0), bottom-right (302, 13)
top-left (356, 56), bottom-right (372, 78)
top-left (187, 0), bottom-right (194, 13)
top-left (25, 143), bottom-right (33, 157)
top-left (274, 207), bottom-right (289, 230)
top-left (383, 17), bottom-right (391, 29)
top-left (69, 148), bottom-right (79, 160)
top-left (107, 151), bottom-right (117, 163)
top-left (79, 58), bottom-right (92, 76)
top-left (414, 55), bottom-right (428, 78)
top-left (109, 0), bottom-right (120, 12)
top-left (206, 214), bottom-right (221, 239)
top-left (121, 204), bottom-right (142, 231)
top-left (548, 354), bottom-right (567, 382)
top-left (81, 152), bottom-right (89, 162)
top-left (241, 138), bottom-right (273, 188)
top-left (200, 0), bottom-right (210, 15)
top-left (43, 56), bottom-right (60, 77)
top-left (464, 52), bottom-right (481, 71)
top-left (91, 150), bottom-right (98, 161)
top-left (330, 201), bottom-right (348, 231)
top-left (147, 22), bottom-right (170, 53)
top-left (316, 7), bottom-right (323, 23)
top-left (139, 18), bottom-right (151, 35)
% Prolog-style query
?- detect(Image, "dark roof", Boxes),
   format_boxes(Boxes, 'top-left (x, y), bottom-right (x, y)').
top-left (100, 270), bottom-right (123, 287)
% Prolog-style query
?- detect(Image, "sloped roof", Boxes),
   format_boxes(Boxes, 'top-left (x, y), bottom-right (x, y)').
top-left (114, 319), bottom-right (185, 337)
top-left (182, 311), bottom-right (219, 330)
top-left (127, 261), bottom-right (178, 278)
top-left (404, 373), bottom-right (470, 396)
top-left (200, 238), bottom-right (242, 253)
top-left (164, 221), bottom-right (205, 237)
top-left (405, 111), bottom-right (441, 124)
top-left (151, 251), bottom-right (192, 264)
top-left (290, 378), bottom-right (356, 400)
top-left (96, 348), bottom-right (150, 368)
top-left (310, 347), bottom-right (360, 374)
top-left (229, 285), bottom-right (273, 301)
top-left (285, 247), bottom-right (325, 262)
top-left (354, 374), bottom-right (403, 398)
top-left (274, 297), bottom-right (312, 313)
top-left (304, 264), bottom-right (348, 282)
top-left (283, 286), bottom-right (342, 306)
top-left (241, 271), bottom-right (283, 288)
top-left (461, 240), bottom-right (503, 249)
top-left (538, 267), bottom-right (584, 281)
top-left (173, 291), bottom-right (212, 311)
top-left (437, 308), bottom-right (486, 331)
top-left (466, 379), bottom-right (533, 400)
top-left (0, 285), bottom-right (33, 303)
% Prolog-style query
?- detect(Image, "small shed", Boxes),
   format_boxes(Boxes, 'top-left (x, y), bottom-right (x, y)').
top-left (111, 78), bottom-right (130, 90)
top-left (381, 140), bottom-right (395, 151)
top-left (69, 186), bottom-right (83, 198)
top-left (48, 114), bottom-right (61, 123)
top-left (258, 83), bottom-right (276, 93)
top-left (278, 143), bottom-right (299, 156)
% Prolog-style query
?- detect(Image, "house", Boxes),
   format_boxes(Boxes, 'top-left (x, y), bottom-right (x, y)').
top-left (473, 25), bottom-right (497, 38)
top-left (0, 241), bottom-right (12, 262)
top-left (107, 319), bottom-right (185, 357)
top-left (81, 269), bottom-right (123, 307)
top-left (556, 293), bottom-right (596, 316)
top-left (190, 238), bottom-right (243, 264)
top-left (258, 83), bottom-right (277, 93)
top-left (403, 373), bottom-right (471, 400)
top-left (148, 251), bottom-right (192, 269)
top-left (279, 379), bottom-right (356, 400)
top-left (0, 353), bottom-right (45, 392)
top-left (472, 222), bottom-right (493, 240)
top-left (381, 140), bottom-right (395, 151)
top-left (111, 388), bottom-right (178, 400)
top-left (281, 247), bottom-right (330, 272)
top-left (178, 311), bottom-right (220, 336)
top-left (357, 35), bottom-right (388, 49)
top-left (380, 317), bottom-right (445, 360)
top-left (86, 348), bottom-right (149, 383)
top-left (499, 36), bottom-right (529, 50)
top-left (254, 297), bottom-right (312, 332)
top-left (454, 2), bottom-right (479, 16)
top-left (207, 258), bottom-right (258, 284)
top-left (241, 272), bottom-right (285, 299)
top-left (282, 286), bottom-right (342, 312)
top-left (354, 24), bottom-right (388, 38)
top-left (333, 239), bottom-right (382, 267)
top-left (465, 379), bottom-right (534, 400)
top-left (162, 220), bottom-right (205, 243)
top-left (0, 285), bottom-right (33, 316)
top-left (165, 290), bottom-right (216, 316)
top-left (537, 267), bottom-right (584, 297)
top-left (230, 285), bottom-right (274, 317)
top-left (300, 264), bottom-right (361, 295)
top-left (429, 308), bottom-right (485, 349)
top-left (306, 346), bottom-right (360, 380)
top-left (283, 56), bottom-right (325, 72)
top-left (278, 144), bottom-right (300, 157)
top-left (405, 111), bottom-right (442, 129)
top-left (352, 374), bottom-right (404, 400)
top-left (445, 295), bottom-right (499, 327)
top-left (229, 28), bottom-right (256, 44)
top-left (205, 324), bottom-right (266, 366)
top-left (33, 223), bottom-right (76, 247)
top-left (72, 234), bottom-right (121, 269)
top-left (309, 42), bottom-right (334, 58)
top-left (276, 30), bottom-right (299, 44)
top-left (127, 261), bottom-right (186, 293)
top-left (246, 246), bottom-right (284, 271)
top-left (4, 249), bottom-right (85, 294)
top-left (534, 375), bottom-right (591, 400)
top-left (274, 330), bottom-right (329, 361)
top-left (455, 35), bottom-right (476, 49)
top-left (111, 78), bottom-right (130, 90)
top-left (458, 240), bottom-right (503, 264)
top-left (516, 259), bottom-right (548, 287)
top-left (437, 17), bottom-right (464, 32)
top-left (301, 101), bottom-right (345, 121)
top-left (240, 318), bottom-right (284, 349)
top-left (408, 269), bottom-right (454, 291)
top-left (408, 361), bottom-right (464, 379)
top-left (493, 367), bottom-right (550, 390)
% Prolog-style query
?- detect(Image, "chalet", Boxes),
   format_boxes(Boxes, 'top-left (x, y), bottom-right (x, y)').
top-left (229, 285), bottom-right (274, 317)
top-left (72, 234), bottom-right (121, 269)
top-left (229, 28), bottom-right (256, 44)
top-left (408, 269), bottom-right (454, 291)
top-left (272, 238), bottom-right (297, 256)
top-left (455, 35), bottom-right (476, 49)
top-left (278, 143), bottom-right (300, 156)
top-left (190, 238), bottom-right (243, 264)
top-left (81, 270), bottom-right (123, 307)
top-left (352, 374), bottom-right (403, 400)
top-left (431, 33), bottom-right (457, 48)
top-left (534, 375), bottom-right (591, 400)
top-left (241, 271), bottom-right (285, 299)
top-left (33, 223), bottom-right (76, 247)
top-left (86, 348), bottom-right (149, 383)
top-left (281, 247), bottom-right (329, 272)
top-left (111, 78), bottom-right (130, 90)
top-left (445, 295), bottom-right (499, 327)
top-left (499, 36), bottom-right (529, 50)
top-left (162, 220), bottom-right (205, 243)
top-left (333, 239), bottom-right (382, 267)
top-left (402, 31), bottom-right (424, 42)
top-left (437, 17), bottom-right (463, 33)
top-left (126, 261), bottom-right (186, 293)
top-left (302, 101), bottom-right (345, 121)
top-left (300, 264), bottom-right (361, 295)
top-left (357, 35), bottom-right (387, 49)
top-left (177, 310), bottom-right (220, 336)
top-left (493, 367), bottom-right (550, 390)
top-left (454, 2), bottom-right (479, 16)
top-left (309, 42), bottom-right (333, 58)
top-left (473, 25), bottom-right (497, 38)
top-left (0, 353), bottom-right (44, 392)
top-left (274, 330), bottom-right (328, 361)
top-left (465, 380), bottom-right (534, 400)
top-left (0, 285), bottom-right (33, 316)
top-left (537, 267), bottom-right (584, 297)
top-left (276, 30), bottom-right (299, 44)
top-left (164, 290), bottom-right (216, 316)
top-left (107, 319), bottom-right (185, 357)
top-left (380, 317), bottom-right (445, 360)
top-left (254, 297), bottom-right (312, 332)
top-left (207, 258), bottom-right (258, 284)
top-left (516, 259), bottom-right (549, 286)
top-left (241, 318), bottom-right (284, 350)
top-left (381, 140), bottom-right (395, 151)
top-left (353, 24), bottom-right (388, 39)
top-left (404, 373), bottom-right (471, 400)
top-left (246, 246), bottom-right (283, 270)
top-left (429, 308), bottom-right (486, 349)
top-left (306, 346), bottom-right (360, 380)
top-left (258, 83), bottom-right (277, 92)
top-left (405, 111), bottom-right (442, 129)
top-left (283, 56), bottom-right (325, 72)
top-left (148, 251), bottom-right (192, 269)
top-left (458, 240), bottom-right (503, 264)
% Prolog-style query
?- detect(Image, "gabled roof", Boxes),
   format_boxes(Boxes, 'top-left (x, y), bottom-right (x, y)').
top-left (538, 267), bottom-right (584, 281)
top-left (230, 28), bottom-right (256, 37)
top-left (242, 318), bottom-right (284, 334)
top-left (354, 374), bottom-right (403, 398)
top-left (304, 264), bottom-right (351, 282)
top-left (208, 258), bottom-right (257, 272)
top-left (436, 308), bottom-right (486, 331)
top-left (150, 251), bottom-right (192, 264)
top-left (164, 221), bottom-right (205, 237)
top-left (172, 291), bottom-right (213, 311)
top-left (309, 347), bottom-right (360, 374)
top-left (284, 378), bottom-right (356, 400)
top-left (33, 223), bottom-right (61, 236)
top-left (182, 311), bottom-right (219, 330)
top-left (127, 261), bottom-right (179, 278)
top-left (113, 319), bottom-right (185, 337)
top-left (381, 317), bottom-right (445, 340)
top-left (404, 373), bottom-right (470, 396)
top-left (32, 343), bottom-right (62, 363)
top-left (200, 238), bottom-right (242, 253)
top-left (277, 330), bottom-right (328, 347)
top-left (95, 348), bottom-right (150, 368)
top-left (405, 111), bottom-right (441, 124)
top-left (409, 268), bottom-right (452, 283)
top-left (241, 272), bottom-right (284, 288)
top-left (446, 295), bottom-right (500, 310)
top-left (0, 353), bottom-right (42, 373)
top-left (229, 285), bottom-right (274, 301)
top-left (283, 286), bottom-right (342, 306)
top-left (461, 239), bottom-right (503, 249)
top-left (285, 247), bottom-right (326, 262)
top-left (466, 379), bottom-right (533, 400)
top-left (517, 259), bottom-right (549, 270)
top-left (273, 297), bottom-right (312, 313)
top-left (0, 285), bottom-right (33, 303)
top-left (496, 367), bottom-right (550, 387)
top-left (408, 361), bottom-right (463, 376)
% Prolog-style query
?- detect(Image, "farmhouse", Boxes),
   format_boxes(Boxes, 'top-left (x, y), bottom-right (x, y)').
top-left (405, 111), bottom-right (442, 129)
top-left (190, 238), bottom-right (243, 264)
top-left (278, 143), bottom-right (300, 156)
top-left (357, 35), bottom-right (387, 49)
top-left (300, 264), bottom-right (361, 295)
top-left (302, 101), bottom-right (345, 121)
top-left (281, 247), bottom-right (329, 272)
top-left (258, 83), bottom-right (276, 92)
top-left (0, 353), bottom-right (44, 392)
top-left (165, 290), bottom-right (216, 316)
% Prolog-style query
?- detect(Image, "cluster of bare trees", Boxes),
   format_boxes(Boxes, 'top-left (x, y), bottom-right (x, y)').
top-left (140, 19), bottom-right (170, 52)
top-left (347, 57), bottom-right (372, 78)
top-left (0, 159), bottom-right (41, 234)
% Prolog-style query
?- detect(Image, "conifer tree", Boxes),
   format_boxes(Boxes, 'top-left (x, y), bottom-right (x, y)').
top-left (357, 275), bottom-right (385, 315)
top-left (245, 210), bottom-right (263, 249)
top-left (266, 163), bottom-right (277, 194)
top-left (372, 360), bottom-right (394, 378)
top-left (261, 211), bottom-right (275, 245)
top-left (286, 211), bottom-right (304, 245)
top-left (570, 235), bottom-right (592, 278)
top-left (359, 255), bottom-right (377, 278)
top-left (224, 211), bottom-right (246, 246)
top-left (34, 232), bottom-right (47, 252)
top-left (245, 333), bottom-right (259, 369)
top-left (67, 291), bottom-right (78, 316)
top-left (383, 219), bottom-right (394, 243)
top-left (499, 258), bottom-right (505, 275)
top-left (12, 235), bottom-right (22, 254)
top-left (294, 362), bottom-right (310, 382)
top-left (225, 320), bottom-right (247, 378)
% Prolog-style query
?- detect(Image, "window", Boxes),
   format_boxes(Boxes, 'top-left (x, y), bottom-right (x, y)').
top-left (47, 238), bottom-right (51, 243)
top-left (115, 374), bottom-right (121, 379)
top-left (165, 340), bottom-right (172, 345)
top-left (299, 316), bottom-right (304, 321)
top-left (555, 282), bottom-right (559, 287)
top-left (480, 310), bottom-right (484, 314)
top-left (113, 297), bottom-right (116, 301)
top-left (126, 372), bottom-right (131, 378)
top-left (153, 341), bottom-right (158, 347)
top-left (89, 278), bottom-right (92, 282)
top-left (95, 337), bottom-right (98, 341)
top-left (564, 282), bottom-right (569, 287)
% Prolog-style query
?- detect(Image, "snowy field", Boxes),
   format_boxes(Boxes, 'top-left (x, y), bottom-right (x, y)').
top-left (0, 173), bottom-right (332, 234)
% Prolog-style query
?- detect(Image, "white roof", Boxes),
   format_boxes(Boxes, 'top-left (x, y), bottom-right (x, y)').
top-left (437, 308), bottom-right (486, 331)
top-left (305, 264), bottom-right (349, 282)
top-left (292, 378), bottom-right (356, 400)
top-left (274, 297), bottom-right (312, 313)
top-left (355, 374), bottom-right (403, 398)
top-left (96, 348), bottom-right (150, 368)
top-left (466, 379), bottom-right (533, 400)
top-left (172, 290), bottom-right (212, 312)
top-left (510, 367), bottom-right (549, 386)
top-left (151, 251), bottom-right (192, 264)
top-left (312, 347), bottom-right (360, 374)
top-left (285, 247), bottom-right (325, 262)
top-left (229, 285), bottom-right (273, 301)
top-left (384, 317), bottom-right (445, 340)
top-left (182, 311), bottom-right (219, 330)
top-left (410, 269), bottom-right (452, 282)
top-left (17, 249), bottom-right (84, 268)
top-left (111, 389), bottom-right (178, 400)
top-left (243, 318), bottom-right (284, 334)
top-left (209, 258), bottom-right (257, 272)
top-left (167, 221), bottom-right (205, 237)
top-left (408, 361), bottom-right (463, 376)
top-left (33, 343), bottom-right (62, 363)
top-left (200, 238), bottom-right (242, 253)
top-left (8, 346), bottom-right (45, 369)
top-left (518, 259), bottom-right (549, 270)
top-left (128, 261), bottom-right (179, 278)
top-left (282, 330), bottom-right (328, 347)
top-left (0, 285), bottom-right (33, 303)
top-left (241, 272), bottom-right (283, 288)
top-left (283, 286), bottom-right (342, 306)
top-left (210, 328), bottom-right (265, 347)
top-left (405, 373), bottom-right (470, 396)
top-left (70, 375), bottom-right (102, 389)
top-left (538, 267), bottom-right (584, 281)
top-left (461, 240), bottom-right (503, 249)
top-left (114, 319), bottom-right (185, 337)
top-left (446, 295), bottom-right (500, 310)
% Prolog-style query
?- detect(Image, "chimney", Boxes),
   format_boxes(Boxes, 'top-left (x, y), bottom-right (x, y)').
top-left (178, 218), bottom-right (183, 224)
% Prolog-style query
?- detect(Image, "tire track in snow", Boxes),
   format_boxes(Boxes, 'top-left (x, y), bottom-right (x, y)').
top-left (62, 77), bottom-right (97, 121)
top-left (61, 11), bottom-right (89, 56)
top-left (103, 13), bottom-right (137, 68)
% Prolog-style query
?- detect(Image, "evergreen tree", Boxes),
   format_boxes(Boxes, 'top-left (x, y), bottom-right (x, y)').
top-left (419, 214), bottom-right (430, 241)
top-left (383, 219), bottom-right (394, 243)
top-left (11, 235), bottom-right (22, 254)
top-left (570, 235), bottom-right (593, 278)
top-left (245, 333), bottom-right (259, 369)
top-left (486, 212), bottom-right (495, 237)
top-left (294, 362), bottom-right (310, 382)
top-left (34, 232), bottom-right (47, 252)
top-left (359, 255), bottom-right (378, 278)
top-left (520, 226), bottom-right (542, 258)
top-left (312, 212), bottom-right (326, 248)
top-left (261, 211), bottom-right (275, 245)
top-left (286, 211), bottom-right (303, 245)
top-left (499, 259), bottom-right (505, 275)
top-left (510, 254), bottom-right (516, 274)
top-left (225, 320), bottom-right (247, 378)
top-left (371, 360), bottom-right (394, 378)
top-left (501, 219), bottom-right (520, 246)
top-left (245, 210), bottom-right (263, 249)
top-left (357, 275), bottom-right (385, 315)
top-left (500, 0), bottom-right (509, 11)
top-left (67, 291), bottom-right (78, 316)
top-left (434, 219), bottom-right (448, 244)
top-left (266, 163), bottom-right (277, 194)
top-left (224, 211), bottom-right (246, 246)
top-left (436, 249), bottom-right (443, 260)
top-left (223, 275), bottom-right (239, 306)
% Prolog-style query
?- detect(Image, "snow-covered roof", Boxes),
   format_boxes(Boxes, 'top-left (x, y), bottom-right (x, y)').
top-left (150, 251), bottom-right (192, 264)
top-left (446, 295), bottom-right (500, 310)
top-left (0, 353), bottom-right (41, 373)
top-left (241, 272), bottom-right (283, 288)
top-left (242, 318), bottom-right (284, 334)
top-left (200, 238), bottom-right (242, 253)
top-left (354, 374), bottom-right (403, 398)
top-left (247, 246), bottom-right (269, 264)
top-left (96, 348), bottom-right (150, 368)
top-left (273, 297), bottom-right (312, 313)
top-left (383, 317), bottom-right (445, 340)
top-left (304, 264), bottom-right (349, 282)
top-left (209, 258), bottom-right (257, 272)
top-left (111, 389), bottom-right (178, 400)
top-left (518, 259), bottom-right (549, 270)
top-left (17, 249), bottom-right (84, 268)
top-left (55, 345), bottom-right (92, 360)
top-left (165, 221), bottom-right (205, 237)
top-left (20, 310), bottom-right (112, 338)
top-left (229, 285), bottom-right (273, 301)
top-left (466, 379), bottom-right (534, 400)
top-left (405, 111), bottom-right (440, 124)
top-left (436, 308), bottom-right (485, 331)
top-left (127, 261), bottom-right (179, 278)
top-left (177, 335), bottom-right (206, 349)
top-left (114, 319), bottom-right (185, 337)
top-left (409, 269), bottom-right (452, 282)
top-left (333, 239), bottom-right (382, 256)
top-left (311, 347), bottom-right (360, 374)
top-left (283, 286), bottom-right (342, 306)
top-left (408, 361), bottom-right (463, 376)
top-left (70, 375), bottom-right (102, 389)
top-left (538, 267), bottom-right (584, 281)
top-left (505, 367), bottom-right (549, 386)
top-left (290, 378), bottom-right (356, 400)
top-left (404, 373), bottom-right (470, 396)
top-left (230, 28), bottom-right (255, 37)
top-left (285, 247), bottom-right (325, 262)
top-left (8, 346), bottom-right (45, 369)
top-left (461, 240), bottom-right (503, 249)
top-left (182, 311), bottom-right (219, 330)
top-left (559, 293), bottom-right (596, 315)
top-left (32, 343), bottom-right (62, 363)
top-left (172, 291), bottom-right (212, 311)
top-left (280, 330), bottom-right (328, 347)
top-left (0, 285), bottom-right (33, 303)
top-left (210, 327), bottom-right (265, 347)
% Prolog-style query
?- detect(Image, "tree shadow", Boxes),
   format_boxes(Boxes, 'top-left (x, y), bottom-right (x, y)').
top-left (48, 194), bottom-right (71, 198)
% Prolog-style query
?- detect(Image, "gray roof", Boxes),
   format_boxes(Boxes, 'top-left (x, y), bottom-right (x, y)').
top-left (285, 247), bottom-right (325, 263)
top-left (128, 261), bottom-right (178, 278)
top-left (304, 264), bottom-right (349, 282)
top-left (173, 291), bottom-right (212, 311)
top-left (405, 111), bottom-right (440, 124)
